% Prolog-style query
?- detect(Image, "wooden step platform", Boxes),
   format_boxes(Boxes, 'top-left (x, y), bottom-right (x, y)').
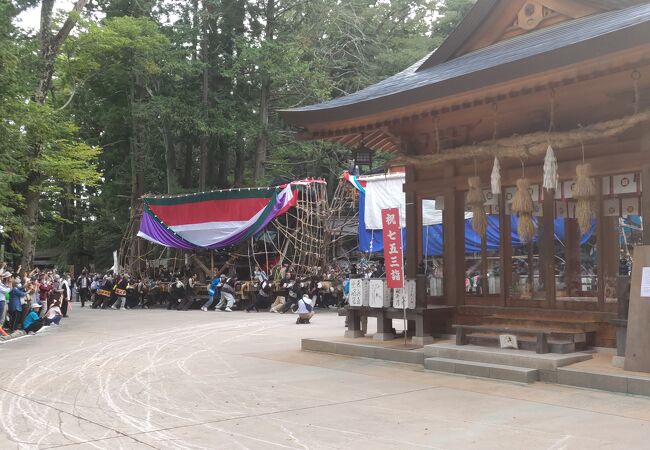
top-left (454, 310), bottom-right (599, 354)
top-left (483, 316), bottom-right (599, 333)
top-left (467, 332), bottom-right (582, 354)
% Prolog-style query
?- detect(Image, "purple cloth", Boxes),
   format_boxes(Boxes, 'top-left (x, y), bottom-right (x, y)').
top-left (138, 188), bottom-right (291, 250)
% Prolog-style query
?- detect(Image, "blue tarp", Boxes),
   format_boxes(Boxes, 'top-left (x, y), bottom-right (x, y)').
top-left (358, 191), bottom-right (595, 255)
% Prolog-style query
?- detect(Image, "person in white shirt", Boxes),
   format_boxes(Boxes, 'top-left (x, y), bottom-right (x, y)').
top-left (296, 294), bottom-right (314, 324)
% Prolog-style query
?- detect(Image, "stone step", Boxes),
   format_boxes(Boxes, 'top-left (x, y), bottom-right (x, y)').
top-left (423, 342), bottom-right (592, 370)
top-left (424, 357), bottom-right (538, 384)
top-left (467, 333), bottom-right (578, 354)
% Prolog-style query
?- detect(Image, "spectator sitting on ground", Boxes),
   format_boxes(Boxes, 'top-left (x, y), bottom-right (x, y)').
top-left (23, 303), bottom-right (44, 334)
top-left (44, 300), bottom-right (62, 326)
top-left (296, 293), bottom-right (314, 324)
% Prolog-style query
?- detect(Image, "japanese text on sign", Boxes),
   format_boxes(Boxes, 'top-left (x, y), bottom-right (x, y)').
top-left (381, 207), bottom-right (404, 289)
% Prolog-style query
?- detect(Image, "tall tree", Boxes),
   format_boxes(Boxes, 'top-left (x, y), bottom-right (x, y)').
top-left (252, 0), bottom-right (274, 183)
top-left (16, 0), bottom-right (90, 267)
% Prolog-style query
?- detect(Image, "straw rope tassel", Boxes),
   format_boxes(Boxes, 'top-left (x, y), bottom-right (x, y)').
top-left (512, 178), bottom-right (535, 243)
top-left (542, 145), bottom-right (558, 191)
top-left (491, 157), bottom-right (501, 195)
top-left (574, 163), bottom-right (596, 235)
top-left (467, 176), bottom-right (487, 238)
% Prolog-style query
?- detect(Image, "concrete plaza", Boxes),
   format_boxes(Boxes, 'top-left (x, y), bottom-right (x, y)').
top-left (0, 308), bottom-right (648, 449)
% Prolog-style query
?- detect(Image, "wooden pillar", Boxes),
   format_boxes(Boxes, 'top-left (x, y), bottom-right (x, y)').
top-left (542, 189), bottom-right (556, 308)
top-left (480, 235), bottom-right (488, 296)
top-left (642, 166), bottom-right (650, 245)
top-left (596, 176), bottom-right (605, 309)
top-left (527, 243), bottom-right (534, 297)
top-left (499, 193), bottom-right (511, 307)
top-left (405, 166), bottom-right (418, 280)
top-left (565, 218), bottom-right (580, 296)
top-left (443, 186), bottom-right (465, 306)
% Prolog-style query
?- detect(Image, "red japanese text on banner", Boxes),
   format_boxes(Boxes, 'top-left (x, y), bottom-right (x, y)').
top-left (381, 207), bottom-right (404, 289)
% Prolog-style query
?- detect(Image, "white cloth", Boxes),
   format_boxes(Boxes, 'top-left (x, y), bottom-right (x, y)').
top-left (0, 283), bottom-right (10, 297)
top-left (296, 296), bottom-right (313, 314)
top-left (61, 280), bottom-right (71, 300)
top-left (362, 173), bottom-right (471, 229)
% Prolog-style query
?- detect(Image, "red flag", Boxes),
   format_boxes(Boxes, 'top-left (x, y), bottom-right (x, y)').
top-left (381, 207), bottom-right (404, 289)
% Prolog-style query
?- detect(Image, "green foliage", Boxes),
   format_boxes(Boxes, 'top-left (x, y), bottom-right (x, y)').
top-left (3, 0), bottom-right (475, 267)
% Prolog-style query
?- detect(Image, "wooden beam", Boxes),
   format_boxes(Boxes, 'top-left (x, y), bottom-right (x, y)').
top-left (542, 0), bottom-right (601, 19)
top-left (403, 148), bottom-right (646, 194)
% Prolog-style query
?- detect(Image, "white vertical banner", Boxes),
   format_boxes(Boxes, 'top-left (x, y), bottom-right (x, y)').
top-left (112, 250), bottom-right (119, 274)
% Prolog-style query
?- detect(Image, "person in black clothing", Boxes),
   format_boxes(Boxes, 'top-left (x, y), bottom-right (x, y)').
top-left (111, 275), bottom-right (129, 310)
top-left (246, 280), bottom-right (272, 312)
top-left (77, 270), bottom-right (92, 308)
top-left (167, 277), bottom-right (185, 310)
top-left (281, 280), bottom-right (302, 313)
top-left (125, 280), bottom-right (139, 309)
top-left (177, 275), bottom-right (196, 311)
top-left (307, 278), bottom-right (324, 308)
top-left (97, 276), bottom-right (114, 309)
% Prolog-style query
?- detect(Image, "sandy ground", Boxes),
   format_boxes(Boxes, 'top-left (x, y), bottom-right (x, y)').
top-left (0, 307), bottom-right (648, 449)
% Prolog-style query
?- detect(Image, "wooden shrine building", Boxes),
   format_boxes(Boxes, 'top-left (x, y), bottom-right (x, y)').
top-left (281, 0), bottom-right (650, 350)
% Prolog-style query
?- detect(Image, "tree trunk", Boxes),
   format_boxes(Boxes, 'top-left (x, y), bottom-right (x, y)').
top-left (217, 144), bottom-right (230, 188)
top-left (184, 144), bottom-right (194, 188)
top-left (129, 76), bottom-right (145, 273)
top-left (252, 0), bottom-right (275, 184)
top-left (18, 173), bottom-right (42, 268)
top-left (17, 0), bottom-right (88, 267)
top-left (198, 0), bottom-right (210, 192)
top-left (162, 124), bottom-right (176, 194)
top-left (234, 147), bottom-right (245, 187)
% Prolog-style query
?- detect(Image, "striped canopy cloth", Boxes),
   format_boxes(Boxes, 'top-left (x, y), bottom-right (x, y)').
top-left (138, 184), bottom-right (298, 250)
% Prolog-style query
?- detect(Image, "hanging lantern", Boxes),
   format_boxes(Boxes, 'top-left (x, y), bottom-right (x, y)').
top-left (574, 163), bottom-right (596, 235)
top-left (467, 176), bottom-right (487, 238)
top-left (542, 145), bottom-right (558, 191)
top-left (512, 178), bottom-right (535, 243)
top-left (491, 157), bottom-right (501, 195)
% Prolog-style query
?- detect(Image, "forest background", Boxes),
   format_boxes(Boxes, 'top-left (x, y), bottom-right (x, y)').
top-left (0, 0), bottom-right (473, 269)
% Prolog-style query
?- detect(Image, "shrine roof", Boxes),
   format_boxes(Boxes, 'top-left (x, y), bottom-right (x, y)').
top-left (280, 2), bottom-right (650, 128)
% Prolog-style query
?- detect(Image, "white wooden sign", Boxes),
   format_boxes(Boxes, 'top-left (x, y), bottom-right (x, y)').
top-left (393, 279), bottom-right (416, 309)
top-left (369, 279), bottom-right (391, 308)
top-left (499, 334), bottom-right (518, 349)
top-left (349, 278), bottom-right (369, 307)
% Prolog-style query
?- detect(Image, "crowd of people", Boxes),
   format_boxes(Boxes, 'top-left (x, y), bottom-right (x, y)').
top-left (0, 258), bottom-right (387, 333)
top-left (0, 264), bottom-right (68, 335)
top-left (81, 264), bottom-right (346, 325)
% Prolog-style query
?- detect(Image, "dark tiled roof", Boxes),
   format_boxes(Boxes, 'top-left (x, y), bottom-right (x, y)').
top-left (281, 2), bottom-right (650, 124)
